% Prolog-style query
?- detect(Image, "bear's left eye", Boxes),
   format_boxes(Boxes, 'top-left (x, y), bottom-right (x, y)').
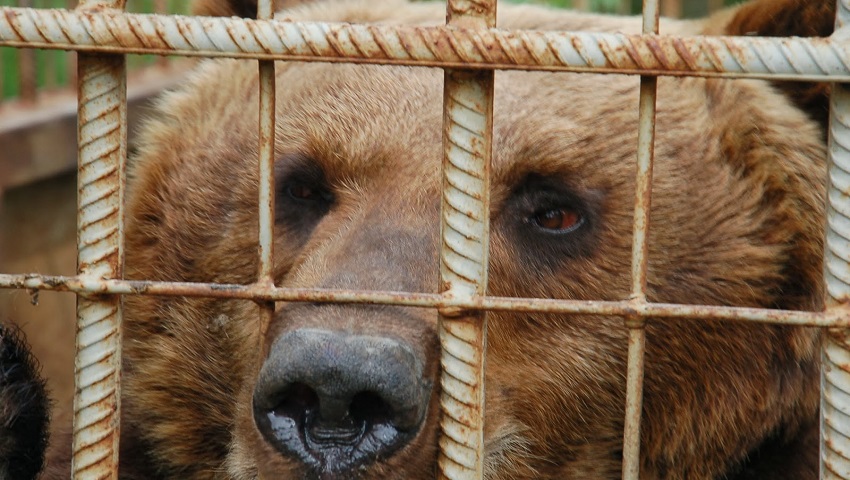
top-left (531, 208), bottom-right (583, 233)
top-left (500, 173), bottom-right (598, 265)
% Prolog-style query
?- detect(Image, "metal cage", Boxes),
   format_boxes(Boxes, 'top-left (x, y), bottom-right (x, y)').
top-left (1, 0), bottom-right (850, 478)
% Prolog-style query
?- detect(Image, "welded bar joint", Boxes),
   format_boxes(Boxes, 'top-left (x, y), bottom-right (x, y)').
top-left (2, 7), bottom-right (850, 80)
top-left (73, 1), bottom-right (127, 478)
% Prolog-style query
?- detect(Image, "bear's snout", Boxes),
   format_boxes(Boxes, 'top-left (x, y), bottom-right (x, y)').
top-left (253, 328), bottom-right (432, 473)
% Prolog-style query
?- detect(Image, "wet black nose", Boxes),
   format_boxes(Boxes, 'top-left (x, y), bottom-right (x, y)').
top-left (253, 328), bottom-right (431, 473)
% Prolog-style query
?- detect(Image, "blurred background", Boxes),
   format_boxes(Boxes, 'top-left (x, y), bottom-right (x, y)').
top-left (0, 0), bottom-right (746, 446)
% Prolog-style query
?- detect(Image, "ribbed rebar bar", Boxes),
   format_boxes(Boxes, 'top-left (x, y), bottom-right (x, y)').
top-left (73, 1), bottom-right (127, 478)
top-left (822, 85), bottom-right (850, 480)
top-left (438, 2), bottom-right (495, 478)
top-left (822, 2), bottom-right (850, 478)
top-left (1, 7), bottom-right (849, 80)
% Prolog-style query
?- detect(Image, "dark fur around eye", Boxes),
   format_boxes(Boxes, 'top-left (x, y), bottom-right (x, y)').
top-left (501, 173), bottom-right (599, 265)
top-left (275, 154), bottom-right (334, 235)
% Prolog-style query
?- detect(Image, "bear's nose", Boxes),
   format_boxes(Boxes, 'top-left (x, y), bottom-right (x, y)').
top-left (253, 328), bottom-right (432, 473)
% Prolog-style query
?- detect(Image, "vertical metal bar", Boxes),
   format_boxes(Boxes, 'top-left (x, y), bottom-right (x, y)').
top-left (17, 0), bottom-right (36, 102)
top-left (257, 0), bottom-right (275, 283)
top-left (822, 90), bottom-right (850, 479)
top-left (73, 1), bottom-right (127, 478)
top-left (255, 5), bottom-right (276, 479)
top-left (821, 1), bottom-right (850, 477)
top-left (154, 0), bottom-right (168, 67)
top-left (438, 1), bottom-right (495, 479)
top-left (622, 0), bottom-right (659, 479)
top-left (256, 0), bottom-right (276, 401)
top-left (44, 50), bottom-right (57, 90)
top-left (68, 52), bottom-right (78, 90)
top-left (661, 0), bottom-right (681, 19)
top-left (707, 0), bottom-right (724, 14)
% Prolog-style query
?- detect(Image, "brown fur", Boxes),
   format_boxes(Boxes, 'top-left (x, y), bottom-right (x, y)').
top-left (41, 0), bottom-right (833, 478)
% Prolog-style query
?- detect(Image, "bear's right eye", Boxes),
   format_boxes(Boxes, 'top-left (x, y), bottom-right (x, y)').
top-left (275, 155), bottom-right (334, 233)
top-left (287, 183), bottom-right (333, 204)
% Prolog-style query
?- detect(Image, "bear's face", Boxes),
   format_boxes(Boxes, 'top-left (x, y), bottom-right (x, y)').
top-left (120, 1), bottom-right (828, 478)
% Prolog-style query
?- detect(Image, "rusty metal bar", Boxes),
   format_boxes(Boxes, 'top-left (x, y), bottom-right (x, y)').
top-left (44, 49), bottom-right (58, 89)
top-left (573, 0), bottom-right (589, 11)
top-left (622, 0), bottom-right (659, 477)
top-left (822, 89), bottom-right (850, 479)
top-left (153, 0), bottom-right (168, 67)
top-left (68, 47), bottom-right (78, 87)
top-left (256, 0), bottom-right (275, 285)
top-left (661, 0), bottom-right (681, 19)
top-left (1, 272), bottom-right (846, 326)
top-left (822, 1), bottom-right (850, 478)
top-left (2, 8), bottom-right (850, 80)
top-left (17, 47), bottom-right (36, 101)
top-left (438, 2), bottom-right (495, 478)
top-left (73, 1), bottom-right (126, 478)
top-left (16, 0), bottom-right (36, 102)
top-left (255, 0), bottom-right (276, 426)
top-left (707, 0), bottom-right (724, 14)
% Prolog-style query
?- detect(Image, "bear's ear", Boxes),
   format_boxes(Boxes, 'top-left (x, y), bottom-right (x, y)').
top-left (724, 0), bottom-right (834, 38)
top-left (723, 0), bottom-right (835, 129)
top-left (192, 0), bottom-right (305, 18)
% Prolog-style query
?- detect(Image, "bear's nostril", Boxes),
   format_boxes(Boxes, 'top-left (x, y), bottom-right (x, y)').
top-left (349, 391), bottom-right (391, 425)
top-left (253, 329), bottom-right (431, 474)
top-left (272, 383), bottom-right (320, 421)
top-left (261, 383), bottom-right (370, 450)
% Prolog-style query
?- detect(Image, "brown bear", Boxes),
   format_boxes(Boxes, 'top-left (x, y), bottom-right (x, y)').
top-left (20, 0), bottom-right (838, 478)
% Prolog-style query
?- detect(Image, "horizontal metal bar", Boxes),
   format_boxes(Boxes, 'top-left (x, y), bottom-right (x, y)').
top-left (1, 7), bottom-right (849, 80)
top-left (1, 273), bottom-right (845, 326)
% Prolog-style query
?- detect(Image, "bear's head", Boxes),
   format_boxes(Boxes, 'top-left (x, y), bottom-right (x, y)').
top-left (119, 0), bottom-right (831, 478)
